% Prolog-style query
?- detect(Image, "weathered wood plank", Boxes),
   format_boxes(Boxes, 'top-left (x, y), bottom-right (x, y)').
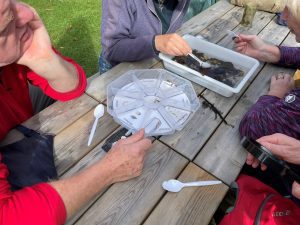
top-left (62, 142), bottom-right (108, 225)
top-left (54, 107), bottom-right (119, 175)
top-left (218, 10), bottom-right (275, 49)
top-left (177, 0), bottom-right (234, 35)
top-left (143, 163), bottom-right (228, 225)
top-left (74, 141), bottom-right (188, 225)
top-left (197, 6), bottom-right (244, 42)
top-left (160, 11), bottom-right (287, 159)
top-left (86, 58), bottom-right (158, 102)
top-left (22, 94), bottom-right (98, 134)
top-left (194, 33), bottom-right (298, 184)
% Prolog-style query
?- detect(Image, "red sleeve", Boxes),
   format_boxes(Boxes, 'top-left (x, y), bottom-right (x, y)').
top-left (0, 161), bottom-right (66, 225)
top-left (26, 49), bottom-right (87, 102)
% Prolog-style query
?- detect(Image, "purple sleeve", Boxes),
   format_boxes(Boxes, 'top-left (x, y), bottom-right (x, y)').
top-left (277, 46), bottom-right (300, 68)
top-left (101, 0), bottom-right (156, 65)
top-left (239, 90), bottom-right (300, 140)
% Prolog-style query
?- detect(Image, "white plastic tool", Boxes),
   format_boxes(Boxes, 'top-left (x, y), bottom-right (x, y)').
top-left (187, 53), bottom-right (211, 68)
top-left (87, 104), bottom-right (105, 146)
top-left (162, 179), bottom-right (222, 192)
top-left (226, 30), bottom-right (240, 40)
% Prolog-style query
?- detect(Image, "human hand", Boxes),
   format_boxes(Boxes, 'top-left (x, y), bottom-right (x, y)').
top-left (235, 34), bottom-right (280, 63)
top-left (154, 33), bottom-right (192, 56)
top-left (246, 133), bottom-right (300, 170)
top-left (268, 73), bottom-right (294, 98)
top-left (235, 34), bottom-right (265, 57)
top-left (103, 129), bottom-right (152, 184)
top-left (17, 4), bottom-right (54, 71)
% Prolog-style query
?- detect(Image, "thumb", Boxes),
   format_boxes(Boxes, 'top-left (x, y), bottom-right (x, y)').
top-left (238, 34), bottom-right (256, 42)
top-left (259, 141), bottom-right (285, 158)
top-left (122, 129), bottom-right (145, 144)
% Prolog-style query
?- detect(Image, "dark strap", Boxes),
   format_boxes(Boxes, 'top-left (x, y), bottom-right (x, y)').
top-left (15, 125), bottom-right (38, 137)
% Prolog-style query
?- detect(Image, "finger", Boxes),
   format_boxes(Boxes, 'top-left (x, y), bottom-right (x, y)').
top-left (238, 34), bottom-right (256, 42)
top-left (257, 133), bottom-right (288, 145)
top-left (134, 138), bottom-right (152, 153)
top-left (261, 163), bottom-right (267, 171)
top-left (246, 153), bottom-right (255, 165)
top-left (252, 159), bottom-right (260, 168)
top-left (177, 37), bottom-right (192, 55)
top-left (292, 181), bottom-right (300, 199)
top-left (122, 129), bottom-right (145, 144)
top-left (258, 141), bottom-right (285, 158)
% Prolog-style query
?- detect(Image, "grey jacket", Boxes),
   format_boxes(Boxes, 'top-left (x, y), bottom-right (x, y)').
top-left (101, 0), bottom-right (190, 66)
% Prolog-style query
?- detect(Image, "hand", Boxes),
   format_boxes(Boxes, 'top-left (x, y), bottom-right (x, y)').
top-left (17, 4), bottom-right (54, 71)
top-left (234, 34), bottom-right (280, 63)
top-left (257, 133), bottom-right (300, 165)
top-left (268, 73), bottom-right (294, 98)
top-left (246, 133), bottom-right (300, 170)
top-left (154, 33), bottom-right (192, 56)
top-left (102, 129), bottom-right (152, 184)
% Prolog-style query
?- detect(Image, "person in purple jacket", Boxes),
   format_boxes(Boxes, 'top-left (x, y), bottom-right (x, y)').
top-left (99, 0), bottom-right (192, 74)
top-left (233, 0), bottom-right (300, 200)
top-left (235, 2), bottom-right (300, 141)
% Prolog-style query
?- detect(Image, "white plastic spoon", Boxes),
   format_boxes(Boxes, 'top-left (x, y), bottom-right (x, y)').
top-left (188, 53), bottom-right (212, 69)
top-left (162, 179), bottom-right (222, 192)
top-left (226, 30), bottom-right (240, 40)
top-left (87, 104), bottom-right (105, 146)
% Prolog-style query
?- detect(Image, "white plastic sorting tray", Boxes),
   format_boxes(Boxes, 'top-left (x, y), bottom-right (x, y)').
top-left (159, 34), bottom-right (260, 97)
top-left (107, 69), bottom-right (200, 137)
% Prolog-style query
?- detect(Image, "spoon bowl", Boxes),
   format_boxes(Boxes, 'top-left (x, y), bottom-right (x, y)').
top-left (88, 104), bottom-right (105, 146)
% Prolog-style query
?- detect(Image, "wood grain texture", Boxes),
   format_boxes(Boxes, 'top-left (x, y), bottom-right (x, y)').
top-left (74, 141), bottom-right (188, 225)
top-left (23, 94), bottom-right (98, 134)
top-left (86, 58), bottom-right (158, 102)
top-left (54, 107), bottom-right (119, 175)
top-left (194, 32), bottom-right (297, 184)
top-left (143, 163), bottom-right (228, 225)
top-left (63, 139), bottom-right (110, 225)
top-left (177, 0), bottom-right (234, 36)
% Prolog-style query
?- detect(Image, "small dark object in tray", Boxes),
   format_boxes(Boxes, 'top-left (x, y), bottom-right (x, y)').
top-left (174, 50), bottom-right (244, 87)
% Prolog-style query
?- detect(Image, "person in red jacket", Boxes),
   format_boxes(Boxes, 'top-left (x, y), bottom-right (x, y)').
top-left (0, 1), bottom-right (87, 141)
top-left (0, 1), bottom-right (153, 225)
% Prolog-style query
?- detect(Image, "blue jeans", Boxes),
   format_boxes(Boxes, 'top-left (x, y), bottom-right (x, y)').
top-left (99, 52), bottom-right (113, 74)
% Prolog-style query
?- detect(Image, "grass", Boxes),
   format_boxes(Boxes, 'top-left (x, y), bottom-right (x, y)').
top-left (24, 0), bottom-right (101, 77)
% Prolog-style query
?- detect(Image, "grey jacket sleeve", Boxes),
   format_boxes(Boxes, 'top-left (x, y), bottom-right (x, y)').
top-left (101, 0), bottom-right (157, 65)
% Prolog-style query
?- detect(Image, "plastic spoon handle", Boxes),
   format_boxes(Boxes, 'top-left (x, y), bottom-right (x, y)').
top-left (87, 117), bottom-right (99, 146)
top-left (188, 53), bottom-right (211, 69)
top-left (182, 180), bottom-right (222, 187)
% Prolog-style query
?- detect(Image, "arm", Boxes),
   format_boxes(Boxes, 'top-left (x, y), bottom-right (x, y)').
top-left (17, 7), bottom-right (83, 94)
top-left (0, 130), bottom-right (152, 224)
top-left (50, 129), bottom-right (152, 218)
top-left (234, 34), bottom-right (281, 63)
top-left (277, 46), bottom-right (300, 68)
top-left (102, 0), bottom-right (156, 63)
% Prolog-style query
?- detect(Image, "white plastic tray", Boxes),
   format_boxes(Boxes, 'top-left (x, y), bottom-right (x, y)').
top-left (107, 69), bottom-right (200, 137)
top-left (159, 35), bottom-right (260, 97)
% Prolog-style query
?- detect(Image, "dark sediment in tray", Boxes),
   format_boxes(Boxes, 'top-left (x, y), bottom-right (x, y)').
top-left (174, 50), bottom-right (244, 87)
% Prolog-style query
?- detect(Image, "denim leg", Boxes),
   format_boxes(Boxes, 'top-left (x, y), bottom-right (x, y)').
top-left (99, 53), bottom-right (113, 74)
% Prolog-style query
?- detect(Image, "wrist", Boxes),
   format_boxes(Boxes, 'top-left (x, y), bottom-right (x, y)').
top-left (260, 45), bottom-right (280, 63)
top-left (267, 90), bottom-right (284, 98)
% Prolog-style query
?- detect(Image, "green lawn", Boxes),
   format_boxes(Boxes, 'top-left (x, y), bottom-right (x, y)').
top-left (24, 0), bottom-right (101, 77)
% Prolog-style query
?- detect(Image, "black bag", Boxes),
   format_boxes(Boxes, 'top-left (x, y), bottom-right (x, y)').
top-left (0, 125), bottom-right (58, 190)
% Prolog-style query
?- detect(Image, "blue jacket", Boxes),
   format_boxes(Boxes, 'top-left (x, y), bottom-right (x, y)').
top-left (101, 0), bottom-right (190, 66)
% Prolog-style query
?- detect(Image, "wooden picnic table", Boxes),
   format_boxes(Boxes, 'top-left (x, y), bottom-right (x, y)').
top-left (3, 1), bottom-right (300, 224)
